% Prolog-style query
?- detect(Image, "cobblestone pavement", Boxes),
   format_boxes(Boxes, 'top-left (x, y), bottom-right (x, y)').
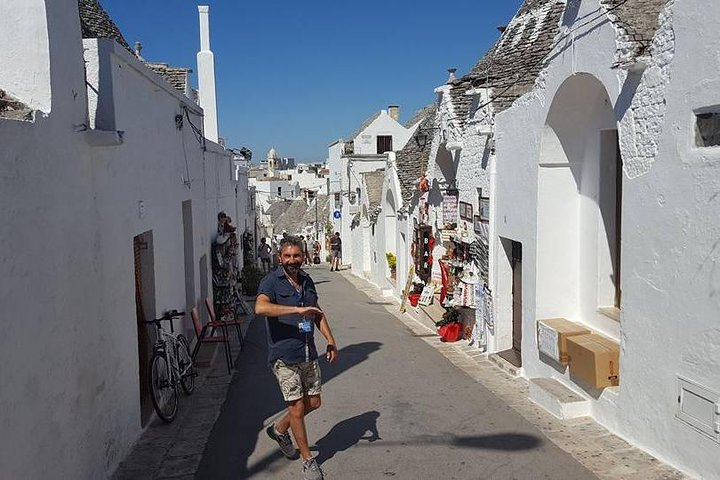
top-left (197, 266), bottom-right (597, 480)
top-left (111, 266), bottom-right (689, 479)
top-left (111, 316), bottom-right (248, 480)
top-left (339, 269), bottom-right (689, 480)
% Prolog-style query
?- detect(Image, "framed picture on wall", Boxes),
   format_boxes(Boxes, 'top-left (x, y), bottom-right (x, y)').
top-left (459, 201), bottom-right (473, 221)
top-left (473, 215), bottom-right (482, 233)
top-left (479, 197), bottom-right (490, 222)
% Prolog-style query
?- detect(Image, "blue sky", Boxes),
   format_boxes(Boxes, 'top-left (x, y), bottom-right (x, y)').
top-left (103, 0), bottom-right (524, 163)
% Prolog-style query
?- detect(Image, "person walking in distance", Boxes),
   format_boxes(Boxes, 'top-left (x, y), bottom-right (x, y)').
top-left (329, 232), bottom-right (342, 272)
top-left (302, 235), bottom-right (311, 265)
top-left (258, 237), bottom-right (272, 273)
top-left (255, 236), bottom-right (337, 480)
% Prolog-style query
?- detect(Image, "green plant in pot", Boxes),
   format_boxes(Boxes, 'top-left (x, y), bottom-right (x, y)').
top-left (435, 307), bottom-right (461, 328)
top-left (385, 252), bottom-right (397, 278)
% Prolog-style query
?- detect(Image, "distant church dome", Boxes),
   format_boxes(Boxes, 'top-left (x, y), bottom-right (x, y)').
top-left (267, 147), bottom-right (280, 160)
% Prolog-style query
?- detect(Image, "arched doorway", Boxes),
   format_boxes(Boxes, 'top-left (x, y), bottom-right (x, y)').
top-left (536, 73), bottom-right (622, 332)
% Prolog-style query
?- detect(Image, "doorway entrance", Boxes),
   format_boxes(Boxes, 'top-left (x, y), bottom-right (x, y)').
top-left (133, 231), bottom-right (155, 427)
top-left (499, 241), bottom-right (522, 367)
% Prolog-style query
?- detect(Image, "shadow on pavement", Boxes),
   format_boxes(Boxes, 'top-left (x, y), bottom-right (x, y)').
top-left (195, 319), bottom-right (382, 480)
top-left (313, 411), bottom-right (381, 465)
top-left (452, 433), bottom-right (542, 450)
top-left (373, 432), bottom-right (543, 451)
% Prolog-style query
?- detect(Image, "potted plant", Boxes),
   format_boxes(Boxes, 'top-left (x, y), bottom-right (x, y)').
top-left (385, 252), bottom-right (397, 279)
top-left (435, 307), bottom-right (462, 342)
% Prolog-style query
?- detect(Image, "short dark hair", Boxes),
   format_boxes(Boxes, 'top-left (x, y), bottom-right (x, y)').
top-left (335, 232), bottom-right (340, 236)
top-left (279, 235), bottom-right (304, 254)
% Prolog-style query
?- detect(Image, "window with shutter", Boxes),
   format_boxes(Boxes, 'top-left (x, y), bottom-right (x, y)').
top-left (376, 135), bottom-right (393, 153)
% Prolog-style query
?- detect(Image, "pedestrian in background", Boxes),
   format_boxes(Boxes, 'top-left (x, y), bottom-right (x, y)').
top-left (302, 235), bottom-right (311, 265)
top-left (258, 237), bottom-right (272, 273)
top-left (329, 232), bottom-right (342, 272)
top-left (255, 236), bottom-right (337, 480)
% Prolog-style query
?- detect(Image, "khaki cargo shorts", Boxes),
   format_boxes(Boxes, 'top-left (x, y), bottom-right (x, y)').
top-left (271, 359), bottom-right (322, 402)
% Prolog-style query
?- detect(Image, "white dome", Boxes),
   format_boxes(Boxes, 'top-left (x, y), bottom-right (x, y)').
top-left (267, 147), bottom-right (279, 160)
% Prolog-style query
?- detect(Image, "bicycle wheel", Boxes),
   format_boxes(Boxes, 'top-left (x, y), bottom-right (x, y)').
top-left (177, 334), bottom-right (195, 395)
top-left (149, 351), bottom-right (178, 422)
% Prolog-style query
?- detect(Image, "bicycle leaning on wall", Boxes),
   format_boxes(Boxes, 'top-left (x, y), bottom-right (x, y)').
top-left (144, 309), bottom-right (196, 422)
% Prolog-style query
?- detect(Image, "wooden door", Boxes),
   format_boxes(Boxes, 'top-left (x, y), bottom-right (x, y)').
top-left (511, 241), bottom-right (523, 363)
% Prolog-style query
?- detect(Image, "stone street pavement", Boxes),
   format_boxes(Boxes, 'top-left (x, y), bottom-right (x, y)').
top-left (195, 266), bottom-right (598, 480)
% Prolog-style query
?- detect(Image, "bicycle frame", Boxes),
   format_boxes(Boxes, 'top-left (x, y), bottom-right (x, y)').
top-left (148, 311), bottom-right (193, 387)
top-left (153, 325), bottom-right (192, 385)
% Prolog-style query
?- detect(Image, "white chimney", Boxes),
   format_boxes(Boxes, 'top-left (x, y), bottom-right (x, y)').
top-left (197, 5), bottom-right (219, 143)
top-left (388, 105), bottom-right (400, 122)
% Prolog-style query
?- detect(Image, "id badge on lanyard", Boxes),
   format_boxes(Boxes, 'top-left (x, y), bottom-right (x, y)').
top-left (294, 284), bottom-right (312, 361)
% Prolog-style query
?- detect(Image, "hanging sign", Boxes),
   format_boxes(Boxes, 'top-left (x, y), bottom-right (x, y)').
top-left (442, 193), bottom-right (458, 225)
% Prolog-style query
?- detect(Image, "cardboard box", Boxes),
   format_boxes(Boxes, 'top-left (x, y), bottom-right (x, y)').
top-left (537, 318), bottom-right (591, 365)
top-left (566, 334), bottom-right (620, 388)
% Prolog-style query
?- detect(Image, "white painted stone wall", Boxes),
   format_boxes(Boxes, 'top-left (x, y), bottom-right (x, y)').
top-left (251, 178), bottom-right (300, 214)
top-left (276, 168), bottom-right (328, 192)
top-left (342, 158), bottom-right (387, 266)
top-left (493, 1), bottom-right (720, 477)
top-left (0, 2), bottom-right (52, 113)
top-left (352, 110), bottom-right (413, 156)
top-left (0, 4), bottom-right (242, 477)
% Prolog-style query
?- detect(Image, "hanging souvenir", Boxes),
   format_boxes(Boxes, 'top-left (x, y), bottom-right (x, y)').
top-left (418, 174), bottom-right (430, 193)
top-left (483, 285), bottom-right (495, 334)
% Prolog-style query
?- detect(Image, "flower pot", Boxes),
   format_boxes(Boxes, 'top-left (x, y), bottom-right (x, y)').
top-left (438, 322), bottom-right (462, 342)
top-left (408, 293), bottom-right (421, 307)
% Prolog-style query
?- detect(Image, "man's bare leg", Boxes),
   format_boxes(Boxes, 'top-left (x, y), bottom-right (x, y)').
top-left (275, 395), bottom-right (321, 432)
top-left (275, 395), bottom-right (322, 459)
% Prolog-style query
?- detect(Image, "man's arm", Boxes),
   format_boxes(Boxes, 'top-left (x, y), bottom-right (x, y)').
top-left (313, 304), bottom-right (337, 362)
top-left (255, 294), bottom-right (322, 318)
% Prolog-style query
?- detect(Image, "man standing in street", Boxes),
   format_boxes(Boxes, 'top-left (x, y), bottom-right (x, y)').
top-left (329, 232), bottom-right (342, 272)
top-left (258, 237), bottom-right (272, 273)
top-left (302, 235), bottom-right (311, 265)
top-left (255, 236), bottom-right (337, 480)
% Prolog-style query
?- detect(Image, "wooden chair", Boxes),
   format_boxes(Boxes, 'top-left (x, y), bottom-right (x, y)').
top-left (190, 307), bottom-right (232, 375)
top-left (205, 298), bottom-right (245, 352)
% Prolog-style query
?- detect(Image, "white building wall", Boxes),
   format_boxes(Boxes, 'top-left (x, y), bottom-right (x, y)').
top-left (493, 1), bottom-right (720, 477)
top-left (0, 5), bottom-right (241, 477)
top-left (352, 110), bottom-right (413, 155)
top-left (342, 158), bottom-right (386, 267)
top-left (0, 1), bottom-right (52, 113)
top-left (277, 168), bottom-right (328, 192)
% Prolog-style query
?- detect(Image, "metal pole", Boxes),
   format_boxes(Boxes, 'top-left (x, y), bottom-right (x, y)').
top-left (315, 190), bottom-right (319, 242)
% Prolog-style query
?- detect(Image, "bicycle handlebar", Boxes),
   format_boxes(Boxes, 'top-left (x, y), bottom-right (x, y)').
top-left (142, 309), bottom-right (186, 325)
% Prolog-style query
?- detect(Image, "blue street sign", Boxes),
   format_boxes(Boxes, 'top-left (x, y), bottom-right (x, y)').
top-left (333, 210), bottom-right (341, 219)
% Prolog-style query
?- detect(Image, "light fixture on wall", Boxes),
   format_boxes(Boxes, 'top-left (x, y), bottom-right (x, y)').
top-left (442, 179), bottom-right (459, 196)
top-left (414, 126), bottom-right (441, 150)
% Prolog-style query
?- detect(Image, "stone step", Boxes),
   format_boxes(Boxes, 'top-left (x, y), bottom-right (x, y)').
top-left (488, 352), bottom-right (522, 377)
top-left (529, 378), bottom-right (590, 420)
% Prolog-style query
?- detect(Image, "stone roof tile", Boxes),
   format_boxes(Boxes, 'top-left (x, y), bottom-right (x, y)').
top-left (273, 196), bottom-right (329, 234)
top-left (78, 0), bottom-right (130, 51)
top-left (145, 63), bottom-right (192, 95)
top-left (362, 169), bottom-right (386, 213)
top-left (395, 104), bottom-right (437, 203)
top-left (600, 0), bottom-right (671, 65)
top-left (467, 0), bottom-right (566, 113)
top-left (0, 90), bottom-right (33, 121)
